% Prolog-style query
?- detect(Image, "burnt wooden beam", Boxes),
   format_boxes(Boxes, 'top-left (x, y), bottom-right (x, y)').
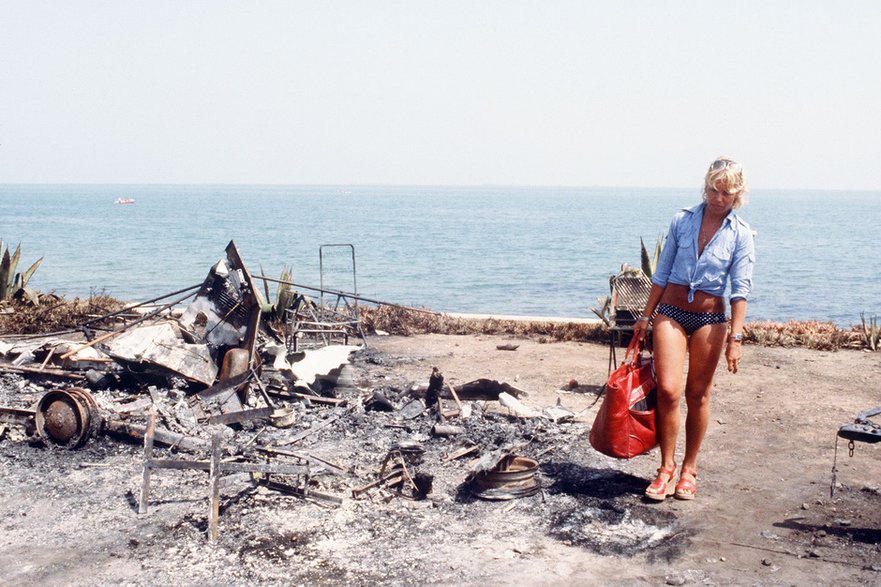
top-left (104, 418), bottom-right (207, 453)
top-left (206, 407), bottom-right (273, 426)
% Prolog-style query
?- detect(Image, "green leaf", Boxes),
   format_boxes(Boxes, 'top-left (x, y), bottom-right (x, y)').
top-left (21, 256), bottom-right (43, 288)
top-left (640, 237), bottom-right (651, 277)
top-left (10, 244), bottom-right (21, 277)
top-left (653, 233), bottom-right (664, 272)
top-left (0, 248), bottom-right (11, 299)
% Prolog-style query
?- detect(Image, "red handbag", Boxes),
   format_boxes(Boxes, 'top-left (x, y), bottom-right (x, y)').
top-left (589, 337), bottom-right (658, 459)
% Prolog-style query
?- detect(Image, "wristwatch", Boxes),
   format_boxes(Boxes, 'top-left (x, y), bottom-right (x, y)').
top-left (729, 333), bottom-right (743, 342)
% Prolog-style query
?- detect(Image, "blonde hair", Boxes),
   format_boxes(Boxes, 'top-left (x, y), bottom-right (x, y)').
top-left (703, 156), bottom-right (748, 209)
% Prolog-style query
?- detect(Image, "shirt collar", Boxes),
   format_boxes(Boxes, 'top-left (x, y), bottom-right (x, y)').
top-left (684, 202), bottom-right (737, 227)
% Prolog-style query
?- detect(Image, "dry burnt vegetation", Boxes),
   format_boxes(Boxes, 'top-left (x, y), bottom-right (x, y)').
top-left (359, 305), bottom-right (608, 342)
top-left (360, 305), bottom-right (871, 351)
top-left (0, 293), bottom-right (124, 335)
top-left (0, 295), bottom-right (874, 351)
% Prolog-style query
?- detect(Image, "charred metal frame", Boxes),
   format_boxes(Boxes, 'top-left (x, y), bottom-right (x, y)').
top-left (138, 413), bottom-right (310, 541)
top-left (284, 244), bottom-right (365, 352)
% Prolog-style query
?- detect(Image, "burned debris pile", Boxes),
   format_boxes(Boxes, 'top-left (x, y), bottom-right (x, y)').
top-left (0, 241), bottom-right (615, 542)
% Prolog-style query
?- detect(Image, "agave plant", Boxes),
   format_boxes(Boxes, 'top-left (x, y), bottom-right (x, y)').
top-left (590, 295), bottom-right (612, 326)
top-left (861, 312), bottom-right (879, 351)
top-left (276, 265), bottom-right (296, 317)
top-left (0, 240), bottom-right (43, 301)
top-left (640, 234), bottom-right (664, 278)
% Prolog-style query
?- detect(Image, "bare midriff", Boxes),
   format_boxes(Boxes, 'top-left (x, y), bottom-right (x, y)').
top-left (659, 283), bottom-right (726, 314)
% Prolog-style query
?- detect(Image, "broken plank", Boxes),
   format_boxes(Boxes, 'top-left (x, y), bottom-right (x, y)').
top-left (59, 329), bottom-right (122, 360)
top-left (263, 479), bottom-right (343, 506)
top-left (277, 411), bottom-right (347, 447)
top-left (139, 412), bottom-right (157, 514)
top-left (207, 407), bottom-right (273, 426)
top-left (0, 363), bottom-right (85, 379)
top-left (268, 389), bottom-right (346, 406)
top-left (351, 472), bottom-right (405, 497)
top-left (256, 446), bottom-right (347, 475)
top-left (196, 372), bottom-right (250, 401)
top-left (446, 382), bottom-right (463, 411)
top-left (0, 406), bottom-right (35, 426)
top-left (146, 458), bottom-right (308, 476)
top-left (112, 398), bottom-right (154, 415)
top-left (104, 419), bottom-right (207, 453)
top-left (444, 444), bottom-right (480, 462)
top-left (209, 434), bottom-right (221, 541)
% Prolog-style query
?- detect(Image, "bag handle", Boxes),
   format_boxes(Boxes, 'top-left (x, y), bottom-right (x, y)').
top-left (623, 335), bottom-right (649, 365)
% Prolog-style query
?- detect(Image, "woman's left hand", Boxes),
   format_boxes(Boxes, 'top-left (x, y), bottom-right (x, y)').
top-left (725, 341), bottom-right (742, 373)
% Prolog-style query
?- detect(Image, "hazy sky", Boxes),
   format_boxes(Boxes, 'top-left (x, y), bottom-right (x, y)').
top-left (1, 1), bottom-right (879, 189)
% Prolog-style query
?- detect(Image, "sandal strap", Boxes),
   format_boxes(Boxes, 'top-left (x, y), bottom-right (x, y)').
top-left (675, 469), bottom-right (698, 496)
top-left (647, 466), bottom-right (676, 491)
top-left (656, 465), bottom-right (677, 477)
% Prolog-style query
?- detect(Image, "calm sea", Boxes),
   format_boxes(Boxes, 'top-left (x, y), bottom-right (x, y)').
top-left (1, 184), bottom-right (879, 327)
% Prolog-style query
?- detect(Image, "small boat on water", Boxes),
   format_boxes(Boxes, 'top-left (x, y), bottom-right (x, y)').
top-left (114, 198), bottom-right (135, 205)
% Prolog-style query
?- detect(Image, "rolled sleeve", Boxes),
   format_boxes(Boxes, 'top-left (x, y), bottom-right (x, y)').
top-left (729, 229), bottom-right (755, 301)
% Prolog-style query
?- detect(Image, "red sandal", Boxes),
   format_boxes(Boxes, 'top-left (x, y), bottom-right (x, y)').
top-left (674, 468), bottom-right (697, 500)
top-left (644, 465), bottom-right (677, 501)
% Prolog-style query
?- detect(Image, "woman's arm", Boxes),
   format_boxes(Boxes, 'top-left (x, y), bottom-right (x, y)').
top-left (726, 298), bottom-right (747, 373)
top-left (633, 283), bottom-right (666, 343)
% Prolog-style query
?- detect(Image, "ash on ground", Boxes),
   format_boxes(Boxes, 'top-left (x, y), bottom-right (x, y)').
top-left (0, 344), bottom-right (688, 586)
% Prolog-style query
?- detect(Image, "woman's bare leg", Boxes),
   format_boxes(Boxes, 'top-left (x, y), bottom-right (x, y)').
top-left (681, 323), bottom-right (728, 472)
top-left (651, 315), bottom-right (688, 470)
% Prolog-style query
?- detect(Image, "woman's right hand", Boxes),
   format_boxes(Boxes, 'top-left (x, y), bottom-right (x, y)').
top-left (632, 317), bottom-right (650, 343)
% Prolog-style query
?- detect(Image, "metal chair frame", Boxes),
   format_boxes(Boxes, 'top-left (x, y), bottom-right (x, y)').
top-left (607, 271), bottom-right (653, 373)
top-left (284, 244), bottom-right (366, 352)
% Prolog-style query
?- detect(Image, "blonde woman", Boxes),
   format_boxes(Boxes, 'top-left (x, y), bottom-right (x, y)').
top-left (634, 157), bottom-right (755, 501)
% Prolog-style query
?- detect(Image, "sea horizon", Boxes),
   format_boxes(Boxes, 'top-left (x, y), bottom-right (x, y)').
top-left (2, 183), bottom-right (879, 327)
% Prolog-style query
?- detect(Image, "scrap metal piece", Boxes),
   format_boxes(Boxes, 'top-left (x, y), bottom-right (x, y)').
top-left (269, 406), bottom-right (297, 428)
top-left (178, 241), bottom-right (261, 355)
top-left (837, 422), bottom-right (881, 444)
top-left (354, 441), bottom-right (431, 500)
top-left (431, 424), bottom-right (465, 437)
top-left (34, 388), bottom-right (102, 449)
top-left (0, 406), bottom-right (36, 436)
top-left (104, 322), bottom-right (217, 386)
top-left (398, 398), bottom-right (426, 420)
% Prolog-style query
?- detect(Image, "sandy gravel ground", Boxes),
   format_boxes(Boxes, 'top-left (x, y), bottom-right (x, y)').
top-left (2, 333), bottom-right (881, 586)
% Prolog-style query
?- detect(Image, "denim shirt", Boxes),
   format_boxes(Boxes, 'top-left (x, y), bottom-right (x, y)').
top-left (651, 203), bottom-right (755, 303)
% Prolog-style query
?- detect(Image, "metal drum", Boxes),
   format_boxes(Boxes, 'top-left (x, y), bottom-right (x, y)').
top-left (471, 455), bottom-right (541, 500)
top-left (34, 388), bottom-right (101, 448)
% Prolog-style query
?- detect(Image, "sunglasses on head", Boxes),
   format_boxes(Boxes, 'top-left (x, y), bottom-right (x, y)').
top-left (710, 159), bottom-right (742, 171)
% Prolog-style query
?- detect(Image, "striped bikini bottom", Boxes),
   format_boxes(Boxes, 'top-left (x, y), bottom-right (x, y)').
top-left (656, 303), bottom-right (727, 336)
